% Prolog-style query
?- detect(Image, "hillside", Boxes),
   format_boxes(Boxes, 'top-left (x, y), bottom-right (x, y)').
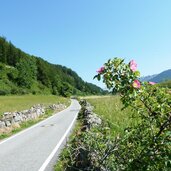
top-left (140, 74), bottom-right (157, 82)
top-left (0, 36), bottom-right (105, 96)
top-left (149, 69), bottom-right (171, 83)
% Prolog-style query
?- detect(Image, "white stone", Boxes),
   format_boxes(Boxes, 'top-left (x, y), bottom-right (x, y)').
top-left (0, 121), bottom-right (5, 128)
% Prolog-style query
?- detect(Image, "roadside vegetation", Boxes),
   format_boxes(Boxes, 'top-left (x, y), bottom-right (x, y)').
top-left (55, 58), bottom-right (171, 171)
top-left (159, 80), bottom-right (171, 88)
top-left (54, 120), bottom-right (82, 171)
top-left (87, 96), bottom-right (137, 136)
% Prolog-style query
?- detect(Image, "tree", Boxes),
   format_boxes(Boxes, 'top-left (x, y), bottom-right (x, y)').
top-left (6, 42), bottom-right (19, 66)
top-left (0, 37), bottom-right (7, 64)
top-left (16, 56), bottom-right (37, 88)
top-left (60, 82), bottom-right (73, 97)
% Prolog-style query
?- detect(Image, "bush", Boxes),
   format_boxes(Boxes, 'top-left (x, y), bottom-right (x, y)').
top-left (18, 89), bottom-right (29, 95)
top-left (0, 80), bottom-right (12, 95)
top-left (0, 89), bottom-right (10, 95)
top-left (11, 87), bottom-right (19, 94)
top-left (94, 58), bottom-right (171, 170)
top-left (58, 58), bottom-right (171, 171)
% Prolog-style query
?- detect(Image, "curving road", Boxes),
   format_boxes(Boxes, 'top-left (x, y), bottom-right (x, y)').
top-left (0, 99), bottom-right (80, 171)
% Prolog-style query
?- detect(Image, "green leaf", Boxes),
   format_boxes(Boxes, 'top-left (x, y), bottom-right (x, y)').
top-left (93, 75), bottom-right (98, 79)
top-left (134, 71), bottom-right (140, 77)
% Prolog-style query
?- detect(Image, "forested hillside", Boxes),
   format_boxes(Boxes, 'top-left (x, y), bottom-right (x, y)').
top-left (0, 36), bottom-right (105, 96)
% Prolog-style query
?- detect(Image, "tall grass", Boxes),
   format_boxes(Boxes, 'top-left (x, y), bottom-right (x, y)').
top-left (87, 96), bottom-right (137, 136)
top-left (0, 95), bottom-right (69, 117)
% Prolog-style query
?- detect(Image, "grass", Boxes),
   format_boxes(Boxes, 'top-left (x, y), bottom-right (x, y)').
top-left (0, 95), bottom-right (70, 117)
top-left (0, 108), bottom-right (54, 140)
top-left (54, 120), bottom-right (82, 171)
top-left (86, 95), bottom-right (137, 136)
top-left (0, 95), bottom-right (70, 140)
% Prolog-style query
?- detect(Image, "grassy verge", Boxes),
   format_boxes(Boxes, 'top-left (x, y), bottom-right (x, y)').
top-left (0, 95), bottom-right (70, 140)
top-left (87, 95), bottom-right (137, 136)
top-left (54, 120), bottom-right (82, 171)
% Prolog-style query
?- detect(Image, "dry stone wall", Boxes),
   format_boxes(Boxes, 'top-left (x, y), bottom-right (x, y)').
top-left (0, 103), bottom-right (66, 133)
top-left (79, 99), bottom-right (102, 130)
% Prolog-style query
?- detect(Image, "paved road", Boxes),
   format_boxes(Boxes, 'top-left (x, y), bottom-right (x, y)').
top-left (0, 99), bottom-right (80, 171)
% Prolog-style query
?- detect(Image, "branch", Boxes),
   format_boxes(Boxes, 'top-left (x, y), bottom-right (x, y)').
top-left (156, 113), bottom-right (171, 138)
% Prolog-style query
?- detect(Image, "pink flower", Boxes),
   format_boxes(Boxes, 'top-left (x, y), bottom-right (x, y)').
top-left (132, 80), bottom-right (141, 89)
top-left (129, 60), bottom-right (137, 72)
top-left (149, 81), bottom-right (156, 85)
top-left (97, 66), bottom-right (105, 74)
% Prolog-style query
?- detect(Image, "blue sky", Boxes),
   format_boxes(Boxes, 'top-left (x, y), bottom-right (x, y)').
top-left (0, 0), bottom-right (171, 88)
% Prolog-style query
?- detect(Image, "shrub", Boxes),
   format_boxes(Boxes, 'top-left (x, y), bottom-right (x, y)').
top-left (58, 58), bottom-right (171, 171)
top-left (94, 57), bottom-right (171, 170)
top-left (0, 90), bottom-right (10, 95)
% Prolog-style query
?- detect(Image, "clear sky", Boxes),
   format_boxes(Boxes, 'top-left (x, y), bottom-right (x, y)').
top-left (0, 0), bottom-right (171, 88)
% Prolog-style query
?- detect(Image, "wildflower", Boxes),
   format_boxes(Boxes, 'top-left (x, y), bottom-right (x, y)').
top-left (97, 66), bottom-right (105, 74)
top-left (130, 60), bottom-right (137, 72)
top-left (149, 81), bottom-right (156, 85)
top-left (133, 80), bottom-right (141, 89)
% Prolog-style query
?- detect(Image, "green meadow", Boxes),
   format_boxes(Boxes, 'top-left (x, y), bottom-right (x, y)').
top-left (0, 95), bottom-right (70, 117)
top-left (86, 96), bottom-right (137, 136)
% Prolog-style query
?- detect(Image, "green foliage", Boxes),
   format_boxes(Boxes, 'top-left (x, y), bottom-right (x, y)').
top-left (159, 80), bottom-right (171, 88)
top-left (59, 124), bottom-right (115, 170)
top-left (60, 82), bottom-right (73, 97)
top-left (0, 37), bottom-right (7, 64)
top-left (56, 99), bottom-right (127, 171)
top-left (56, 58), bottom-right (171, 170)
top-left (16, 56), bottom-right (37, 88)
top-left (87, 96), bottom-right (137, 136)
top-left (0, 36), bottom-right (106, 96)
top-left (54, 121), bottom-right (82, 171)
top-left (94, 58), bottom-right (171, 170)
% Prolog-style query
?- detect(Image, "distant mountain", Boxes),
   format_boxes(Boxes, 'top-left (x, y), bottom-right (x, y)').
top-left (0, 36), bottom-right (106, 96)
top-left (150, 69), bottom-right (171, 83)
top-left (140, 69), bottom-right (171, 83)
top-left (140, 74), bottom-right (157, 82)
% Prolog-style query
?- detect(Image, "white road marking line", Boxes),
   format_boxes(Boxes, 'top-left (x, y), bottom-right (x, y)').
top-left (0, 102), bottom-right (72, 146)
top-left (38, 109), bottom-right (78, 171)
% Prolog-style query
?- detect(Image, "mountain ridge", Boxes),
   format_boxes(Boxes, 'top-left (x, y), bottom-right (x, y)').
top-left (140, 69), bottom-right (171, 83)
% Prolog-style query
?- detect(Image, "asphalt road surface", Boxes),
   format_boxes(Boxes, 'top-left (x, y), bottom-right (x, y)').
top-left (0, 99), bottom-right (80, 171)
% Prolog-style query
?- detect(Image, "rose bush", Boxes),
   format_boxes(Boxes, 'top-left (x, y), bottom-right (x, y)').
top-left (94, 57), bottom-right (171, 170)
top-left (57, 58), bottom-right (171, 171)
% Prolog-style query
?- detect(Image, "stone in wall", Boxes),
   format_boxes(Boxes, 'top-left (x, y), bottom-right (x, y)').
top-left (0, 121), bottom-right (5, 128)
top-left (0, 103), bottom-right (66, 133)
top-left (79, 100), bottom-right (102, 130)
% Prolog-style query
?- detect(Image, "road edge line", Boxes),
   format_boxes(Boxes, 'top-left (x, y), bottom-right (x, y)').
top-left (0, 100), bottom-right (72, 146)
top-left (38, 105), bottom-right (79, 171)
